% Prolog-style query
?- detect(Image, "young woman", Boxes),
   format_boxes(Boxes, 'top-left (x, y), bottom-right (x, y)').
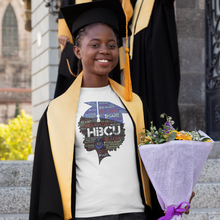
top-left (54, 0), bottom-right (133, 98)
top-left (29, 1), bottom-right (153, 219)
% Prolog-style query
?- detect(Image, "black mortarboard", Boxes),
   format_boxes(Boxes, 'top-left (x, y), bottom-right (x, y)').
top-left (60, 0), bottom-right (131, 38)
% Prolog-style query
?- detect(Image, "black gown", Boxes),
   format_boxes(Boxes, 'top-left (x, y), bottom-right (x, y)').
top-left (130, 0), bottom-right (181, 130)
top-left (54, 0), bottom-right (121, 98)
top-left (29, 109), bottom-right (155, 220)
top-left (29, 111), bottom-right (64, 220)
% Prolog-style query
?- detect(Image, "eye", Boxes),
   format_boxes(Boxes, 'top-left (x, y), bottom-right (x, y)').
top-left (91, 44), bottom-right (99, 48)
top-left (108, 44), bottom-right (117, 49)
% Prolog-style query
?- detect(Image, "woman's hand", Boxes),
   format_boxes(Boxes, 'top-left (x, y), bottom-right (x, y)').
top-left (163, 191), bottom-right (195, 215)
top-left (184, 191), bottom-right (195, 214)
top-left (58, 35), bottom-right (70, 50)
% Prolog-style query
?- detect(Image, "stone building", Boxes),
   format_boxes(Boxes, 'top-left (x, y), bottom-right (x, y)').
top-left (0, 1), bottom-right (219, 220)
top-left (0, 0), bottom-right (32, 124)
top-left (177, 1), bottom-right (206, 132)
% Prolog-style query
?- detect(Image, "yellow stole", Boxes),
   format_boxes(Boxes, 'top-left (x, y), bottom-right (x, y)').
top-left (130, 0), bottom-right (155, 59)
top-left (47, 72), bottom-right (151, 219)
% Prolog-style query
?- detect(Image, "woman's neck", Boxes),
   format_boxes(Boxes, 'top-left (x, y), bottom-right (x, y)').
top-left (81, 73), bottom-right (109, 88)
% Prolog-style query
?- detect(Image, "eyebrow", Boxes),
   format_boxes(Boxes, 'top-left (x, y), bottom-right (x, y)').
top-left (89, 38), bottom-right (117, 43)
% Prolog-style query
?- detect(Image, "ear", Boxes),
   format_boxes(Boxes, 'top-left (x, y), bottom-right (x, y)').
top-left (74, 46), bottom-right (82, 59)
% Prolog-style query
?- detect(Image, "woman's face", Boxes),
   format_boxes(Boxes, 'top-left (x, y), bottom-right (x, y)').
top-left (74, 24), bottom-right (119, 80)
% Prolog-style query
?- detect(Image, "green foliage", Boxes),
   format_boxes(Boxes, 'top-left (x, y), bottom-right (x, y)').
top-left (168, 132), bottom-right (177, 142)
top-left (0, 110), bottom-right (33, 160)
top-left (139, 113), bottom-right (212, 146)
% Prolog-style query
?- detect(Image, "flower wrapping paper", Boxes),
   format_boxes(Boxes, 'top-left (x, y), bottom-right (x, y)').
top-left (138, 131), bottom-right (214, 220)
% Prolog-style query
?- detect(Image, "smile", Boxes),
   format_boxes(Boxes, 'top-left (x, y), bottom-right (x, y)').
top-left (97, 59), bottom-right (110, 63)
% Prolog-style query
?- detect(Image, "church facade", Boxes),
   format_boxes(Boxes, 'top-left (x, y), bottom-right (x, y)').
top-left (0, 0), bottom-right (32, 124)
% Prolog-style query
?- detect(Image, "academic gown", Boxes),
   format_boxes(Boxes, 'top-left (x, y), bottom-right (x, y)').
top-left (54, 0), bottom-right (128, 98)
top-left (129, 0), bottom-right (181, 130)
top-left (54, 42), bottom-right (77, 98)
top-left (30, 73), bottom-right (156, 220)
top-left (29, 112), bottom-right (155, 220)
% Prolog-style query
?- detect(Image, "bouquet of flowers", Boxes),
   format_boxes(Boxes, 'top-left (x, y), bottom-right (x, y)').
top-left (138, 114), bottom-right (214, 220)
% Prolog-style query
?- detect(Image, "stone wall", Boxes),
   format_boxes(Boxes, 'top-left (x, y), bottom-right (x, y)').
top-left (0, 88), bottom-right (31, 124)
top-left (31, 0), bottom-right (59, 149)
top-left (176, 0), bottom-right (206, 131)
top-left (0, 0), bottom-right (32, 124)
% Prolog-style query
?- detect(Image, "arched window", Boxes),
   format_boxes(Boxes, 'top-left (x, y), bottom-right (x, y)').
top-left (2, 4), bottom-right (18, 57)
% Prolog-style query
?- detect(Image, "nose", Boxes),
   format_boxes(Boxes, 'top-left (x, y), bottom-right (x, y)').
top-left (99, 45), bottom-right (110, 54)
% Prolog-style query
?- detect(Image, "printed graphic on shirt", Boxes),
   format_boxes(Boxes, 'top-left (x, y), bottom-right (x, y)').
top-left (78, 102), bottom-right (128, 163)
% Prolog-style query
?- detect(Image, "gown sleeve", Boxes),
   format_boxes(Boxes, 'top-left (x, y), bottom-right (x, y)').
top-left (162, 0), bottom-right (180, 94)
top-left (163, 0), bottom-right (175, 7)
top-left (29, 110), bottom-right (64, 220)
top-left (54, 42), bottom-right (77, 98)
top-left (58, 0), bottom-right (75, 45)
top-left (141, 99), bottom-right (165, 219)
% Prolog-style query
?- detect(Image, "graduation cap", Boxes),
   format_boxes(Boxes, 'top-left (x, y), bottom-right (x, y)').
top-left (60, 0), bottom-right (133, 101)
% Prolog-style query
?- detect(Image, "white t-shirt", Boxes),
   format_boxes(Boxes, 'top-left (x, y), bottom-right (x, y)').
top-left (75, 85), bottom-right (144, 217)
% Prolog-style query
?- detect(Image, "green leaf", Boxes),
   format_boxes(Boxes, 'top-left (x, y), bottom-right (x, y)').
top-left (201, 137), bottom-right (210, 142)
top-left (168, 132), bottom-right (177, 141)
top-left (158, 138), bottom-right (166, 144)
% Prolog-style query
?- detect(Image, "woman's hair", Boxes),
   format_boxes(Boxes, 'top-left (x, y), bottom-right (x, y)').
top-left (74, 23), bottom-right (118, 75)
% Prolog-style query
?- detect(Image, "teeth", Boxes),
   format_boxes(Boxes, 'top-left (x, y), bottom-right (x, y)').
top-left (97, 60), bottom-right (109, 63)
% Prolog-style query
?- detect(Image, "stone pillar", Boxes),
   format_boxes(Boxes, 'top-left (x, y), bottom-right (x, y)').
top-left (176, 0), bottom-right (206, 131)
top-left (31, 0), bottom-right (59, 150)
top-left (22, 0), bottom-right (32, 32)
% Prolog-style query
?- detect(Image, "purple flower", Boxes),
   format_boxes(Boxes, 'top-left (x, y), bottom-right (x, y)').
top-left (162, 128), bottom-right (170, 134)
top-left (165, 121), bottom-right (174, 130)
top-left (165, 122), bottom-right (171, 127)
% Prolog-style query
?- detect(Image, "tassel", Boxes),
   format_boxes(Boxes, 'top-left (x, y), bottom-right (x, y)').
top-left (124, 14), bottom-right (133, 101)
top-left (124, 47), bottom-right (133, 101)
top-left (66, 59), bottom-right (77, 77)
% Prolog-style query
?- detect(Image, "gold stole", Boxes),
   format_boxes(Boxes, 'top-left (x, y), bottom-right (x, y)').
top-left (130, 0), bottom-right (155, 59)
top-left (75, 0), bottom-right (92, 3)
top-left (47, 73), bottom-right (151, 219)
